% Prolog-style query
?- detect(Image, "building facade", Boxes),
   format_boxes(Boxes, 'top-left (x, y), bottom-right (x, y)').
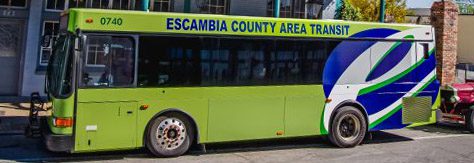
top-left (458, 15), bottom-right (474, 64)
top-left (0, 0), bottom-right (340, 97)
top-left (406, 8), bottom-right (431, 25)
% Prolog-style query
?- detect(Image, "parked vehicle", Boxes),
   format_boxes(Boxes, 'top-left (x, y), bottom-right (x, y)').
top-left (440, 63), bottom-right (474, 131)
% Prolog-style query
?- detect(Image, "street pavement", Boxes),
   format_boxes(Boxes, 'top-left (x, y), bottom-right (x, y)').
top-left (1, 124), bottom-right (474, 163)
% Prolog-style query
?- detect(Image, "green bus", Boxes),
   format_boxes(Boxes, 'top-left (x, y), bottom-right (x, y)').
top-left (40, 9), bottom-right (439, 157)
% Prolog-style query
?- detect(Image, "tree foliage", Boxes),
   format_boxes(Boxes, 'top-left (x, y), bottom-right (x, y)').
top-left (339, 0), bottom-right (408, 23)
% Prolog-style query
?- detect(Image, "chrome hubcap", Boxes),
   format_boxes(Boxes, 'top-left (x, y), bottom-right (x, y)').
top-left (156, 118), bottom-right (186, 150)
top-left (336, 114), bottom-right (361, 142)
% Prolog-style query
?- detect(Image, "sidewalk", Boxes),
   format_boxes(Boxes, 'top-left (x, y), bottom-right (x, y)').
top-left (0, 103), bottom-right (51, 135)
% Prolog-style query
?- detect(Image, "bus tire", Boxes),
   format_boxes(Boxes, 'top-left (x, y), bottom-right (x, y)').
top-left (328, 106), bottom-right (367, 148)
top-left (465, 109), bottom-right (474, 133)
top-left (146, 112), bottom-right (194, 157)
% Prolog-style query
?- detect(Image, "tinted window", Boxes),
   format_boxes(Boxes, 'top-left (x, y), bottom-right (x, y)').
top-left (138, 36), bottom-right (201, 87)
top-left (215, 38), bottom-right (274, 86)
top-left (138, 36), bottom-right (336, 87)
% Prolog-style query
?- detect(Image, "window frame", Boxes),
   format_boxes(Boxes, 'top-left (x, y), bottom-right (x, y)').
top-left (45, 0), bottom-right (66, 12)
top-left (39, 21), bottom-right (60, 66)
top-left (45, 0), bottom-right (136, 11)
top-left (79, 33), bottom-right (139, 89)
top-left (197, 0), bottom-right (230, 15)
top-left (85, 43), bottom-right (107, 68)
top-left (0, 0), bottom-right (28, 9)
top-left (149, 0), bottom-right (174, 12)
top-left (267, 0), bottom-right (322, 19)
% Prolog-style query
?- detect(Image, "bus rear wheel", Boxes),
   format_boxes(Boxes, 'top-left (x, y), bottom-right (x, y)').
top-left (146, 113), bottom-right (194, 157)
top-left (328, 106), bottom-right (367, 148)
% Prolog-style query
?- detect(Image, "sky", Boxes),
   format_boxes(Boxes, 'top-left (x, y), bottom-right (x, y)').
top-left (406, 0), bottom-right (436, 8)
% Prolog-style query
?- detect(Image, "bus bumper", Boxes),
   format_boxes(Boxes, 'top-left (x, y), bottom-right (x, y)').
top-left (42, 118), bottom-right (73, 152)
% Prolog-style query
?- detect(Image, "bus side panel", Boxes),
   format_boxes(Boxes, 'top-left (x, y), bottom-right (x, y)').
top-left (284, 86), bottom-right (326, 137)
top-left (206, 87), bottom-right (285, 142)
top-left (74, 97), bottom-right (138, 152)
top-left (206, 85), bottom-right (326, 142)
top-left (322, 28), bottom-right (438, 132)
top-left (361, 41), bottom-right (418, 130)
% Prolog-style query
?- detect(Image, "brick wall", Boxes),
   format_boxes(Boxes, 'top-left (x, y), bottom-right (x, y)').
top-left (431, 0), bottom-right (459, 86)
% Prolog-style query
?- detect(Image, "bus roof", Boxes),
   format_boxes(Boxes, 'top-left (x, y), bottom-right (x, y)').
top-left (66, 8), bottom-right (434, 41)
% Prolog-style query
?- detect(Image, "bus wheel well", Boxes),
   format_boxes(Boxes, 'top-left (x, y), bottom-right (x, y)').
top-left (144, 109), bottom-right (200, 147)
top-left (330, 101), bottom-right (369, 131)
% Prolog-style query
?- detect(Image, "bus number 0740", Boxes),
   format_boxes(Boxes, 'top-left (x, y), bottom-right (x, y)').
top-left (100, 17), bottom-right (123, 26)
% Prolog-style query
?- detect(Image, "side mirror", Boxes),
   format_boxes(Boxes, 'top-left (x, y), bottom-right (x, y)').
top-left (75, 35), bottom-right (85, 51)
top-left (41, 35), bottom-right (52, 48)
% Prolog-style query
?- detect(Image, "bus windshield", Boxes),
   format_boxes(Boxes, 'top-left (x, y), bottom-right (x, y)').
top-left (46, 34), bottom-right (74, 98)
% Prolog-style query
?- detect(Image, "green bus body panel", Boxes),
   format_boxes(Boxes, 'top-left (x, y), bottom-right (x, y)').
top-left (73, 85), bottom-right (326, 152)
top-left (64, 9), bottom-right (432, 40)
top-left (48, 97), bottom-right (75, 135)
top-left (75, 102), bottom-right (138, 151)
top-left (285, 96), bottom-right (323, 137)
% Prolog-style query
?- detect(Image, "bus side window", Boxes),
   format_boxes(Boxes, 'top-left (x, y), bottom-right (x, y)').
top-left (81, 36), bottom-right (135, 88)
top-left (421, 43), bottom-right (429, 59)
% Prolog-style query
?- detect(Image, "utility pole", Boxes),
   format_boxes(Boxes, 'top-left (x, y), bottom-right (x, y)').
top-left (379, 0), bottom-right (385, 22)
top-left (274, 0), bottom-right (280, 18)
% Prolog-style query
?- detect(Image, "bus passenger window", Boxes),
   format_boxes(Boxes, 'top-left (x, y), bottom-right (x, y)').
top-left (80, 36), bottom-right (135, 88)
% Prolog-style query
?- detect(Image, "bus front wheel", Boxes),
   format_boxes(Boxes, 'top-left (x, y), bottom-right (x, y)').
top-left (328, 106), bottom-right (367, 148)
top-left (146, 113), bottom-right (194, 157)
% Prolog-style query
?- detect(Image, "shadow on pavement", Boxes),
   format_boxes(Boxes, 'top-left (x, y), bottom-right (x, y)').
top-left (200, 131), bottom-right (414, 155)
top-left (0, 131), bottom-right (419, 162)
top-left (0, 116), bottom-right (29, 134)
top-left (364, 131), bottom-right (413, 144)
top-left (0, 134), bottom-right (148, 162)
top-left (409, 123), bottom-right (472, 135)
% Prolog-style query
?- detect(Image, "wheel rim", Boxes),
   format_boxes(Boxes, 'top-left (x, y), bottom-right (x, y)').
top-left (156, 118), bottom-right (187, 150)
top-left (336, 114), bottom-right (361, 142)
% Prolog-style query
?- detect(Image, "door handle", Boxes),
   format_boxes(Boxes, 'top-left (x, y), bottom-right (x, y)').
top-left (127, 111), bottom-right (133, 114)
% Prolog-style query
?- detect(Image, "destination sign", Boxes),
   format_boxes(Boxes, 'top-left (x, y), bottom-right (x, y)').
top-left (166, 18), bottom-right (351, 36)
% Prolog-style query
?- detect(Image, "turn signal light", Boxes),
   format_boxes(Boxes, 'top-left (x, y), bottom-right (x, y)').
top-left (54, 117), bottom-right (73, 128)
top-left (140, 104), bottom-right (149, 110)
top-left (325, 98), bottom-right (333, 103)
top-left (276, 130), bottom-right (284, 136)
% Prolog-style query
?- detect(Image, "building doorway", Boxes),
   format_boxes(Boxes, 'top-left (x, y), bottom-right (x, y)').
top-left (0, 19), bottom-right (24, 95)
